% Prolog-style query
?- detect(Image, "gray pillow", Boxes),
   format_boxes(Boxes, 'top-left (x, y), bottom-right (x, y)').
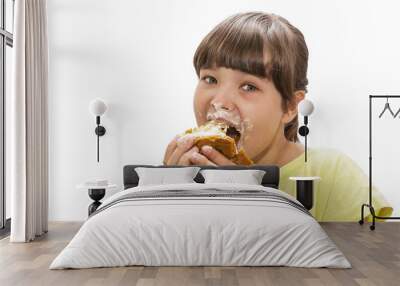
top-left (200, 169), bottom-right (266, 185)
top-left (135, 167), bottom-right (201, 186)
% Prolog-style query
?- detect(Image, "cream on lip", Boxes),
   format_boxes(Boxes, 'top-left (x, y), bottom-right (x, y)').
top-left (206, 110), bottom-right (242, 130)
top-left (187, 104), bottom-right (255, 150)
top-left (206, 109), bottom-right (252, 150)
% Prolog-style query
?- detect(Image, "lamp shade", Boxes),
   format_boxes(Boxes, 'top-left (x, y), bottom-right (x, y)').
top-left (89, 98), bottom-right (107, 116)
top-left (298, 99), bottom-right (314, 116)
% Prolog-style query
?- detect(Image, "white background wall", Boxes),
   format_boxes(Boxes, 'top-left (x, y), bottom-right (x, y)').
top-left (47, 0), bottom-right (400, 221)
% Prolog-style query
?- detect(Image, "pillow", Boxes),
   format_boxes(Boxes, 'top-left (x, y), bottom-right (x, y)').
top-left (200, 169), bottom-right (266, 185)
top-left (135, 167), bottom-right (201, 186)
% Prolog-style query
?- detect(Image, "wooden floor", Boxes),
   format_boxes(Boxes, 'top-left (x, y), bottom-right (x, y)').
top-left (0, 222), bottom-right (399, 286)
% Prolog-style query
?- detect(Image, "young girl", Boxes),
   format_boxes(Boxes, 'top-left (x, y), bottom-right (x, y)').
top-left (163, 12), bottom-right (392, 222)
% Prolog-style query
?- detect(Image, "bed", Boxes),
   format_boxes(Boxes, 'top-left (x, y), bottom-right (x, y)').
top-left (50, 165), bottom-right (351, 269)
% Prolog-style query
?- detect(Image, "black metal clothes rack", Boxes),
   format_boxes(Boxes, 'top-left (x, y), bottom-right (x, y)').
top-left (359, 95), bottom-right (400, 230)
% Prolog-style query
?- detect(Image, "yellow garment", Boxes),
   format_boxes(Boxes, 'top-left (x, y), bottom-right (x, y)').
top-left (279, 148), bottom-right (393, 222)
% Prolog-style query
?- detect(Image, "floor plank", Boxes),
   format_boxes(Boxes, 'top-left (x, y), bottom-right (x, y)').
top-left (0, 222), bottom-right (399, 286)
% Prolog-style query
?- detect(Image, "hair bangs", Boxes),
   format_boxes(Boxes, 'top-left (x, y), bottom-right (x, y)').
top-left (194, 17), bottom-right (270, 78)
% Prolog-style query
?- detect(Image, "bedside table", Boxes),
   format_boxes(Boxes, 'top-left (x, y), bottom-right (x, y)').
top-left (77, 183), bottom-right (117, 216)
top-left (289, 176), bottom-right (320, 214)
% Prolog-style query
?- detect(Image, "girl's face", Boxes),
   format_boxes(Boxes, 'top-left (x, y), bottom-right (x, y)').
top-left (193, 66), bottom-right (294, 161)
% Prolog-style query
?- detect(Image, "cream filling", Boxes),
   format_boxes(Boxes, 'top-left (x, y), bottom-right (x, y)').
top-left (182, 128), bottom-right (227, 138)
top-left (180, 121), bottom-right (229, 139)
top-left (180, 116), bottom-right (253, 154)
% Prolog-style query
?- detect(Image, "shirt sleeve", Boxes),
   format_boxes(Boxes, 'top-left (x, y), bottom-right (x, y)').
top-left (321, 152), bottom-right (393, 221)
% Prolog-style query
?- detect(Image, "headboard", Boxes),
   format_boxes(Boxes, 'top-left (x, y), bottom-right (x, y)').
top-left (123, 165), bottom-right (280, 190)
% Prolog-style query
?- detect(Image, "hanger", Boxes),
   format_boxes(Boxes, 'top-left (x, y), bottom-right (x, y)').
top-left (379, 97), bottom-right (395, 118)
top-left (394, 106), bottom-right (400, 118)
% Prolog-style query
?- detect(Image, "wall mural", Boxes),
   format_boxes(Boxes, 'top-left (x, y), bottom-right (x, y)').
top-left (162, 12), bottom-right (393, 222)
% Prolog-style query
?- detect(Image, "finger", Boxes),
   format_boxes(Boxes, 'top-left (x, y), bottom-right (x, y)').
top-left (177, 146), bottom-right (199, 165)
top-left (199, 145), bottom-right (236, 165)
top-left (166, 135), bottom-right (196, 165)
top-left (189, 151), bottom-right (217, 166)
top-left (163, 135), bottom-right (180, 165)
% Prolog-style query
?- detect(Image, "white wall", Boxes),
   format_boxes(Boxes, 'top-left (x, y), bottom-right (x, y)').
top-left (48, 0), bottom-right (400, 220)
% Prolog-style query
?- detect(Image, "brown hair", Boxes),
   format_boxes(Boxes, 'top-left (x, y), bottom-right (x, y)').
top-left (193, 12), bottom-right (309, 142)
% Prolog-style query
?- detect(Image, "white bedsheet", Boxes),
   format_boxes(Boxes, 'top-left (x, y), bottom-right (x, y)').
top-left (50, 183), bottom-right (351, 269)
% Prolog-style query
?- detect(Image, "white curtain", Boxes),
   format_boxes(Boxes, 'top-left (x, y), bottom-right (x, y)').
top-left (9, 0), bottom-right (48, 242)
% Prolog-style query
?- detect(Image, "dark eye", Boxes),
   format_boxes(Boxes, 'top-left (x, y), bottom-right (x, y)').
top-left (202, 75), bottom-right (217, 84)
top-left (241, 83), bottom-right (258, 92)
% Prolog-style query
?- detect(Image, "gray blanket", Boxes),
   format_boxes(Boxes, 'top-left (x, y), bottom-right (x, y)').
top-left (50, 183), bottom-right (351, 269)
top-left (91, 188), bottom-right (311, 218)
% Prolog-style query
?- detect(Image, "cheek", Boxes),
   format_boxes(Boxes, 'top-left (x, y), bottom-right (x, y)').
top-left (242, 100), bottom-right (282, 133)
top-left (241, 100), bottom-right (284, 152)
top-left (193, 86), bottom-right (210, 125)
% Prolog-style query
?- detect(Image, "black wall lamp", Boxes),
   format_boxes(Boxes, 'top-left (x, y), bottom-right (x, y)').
top-left (298, 99), bottom-right (315, 163)
top-left (89, 98), bottom-right (107, 162)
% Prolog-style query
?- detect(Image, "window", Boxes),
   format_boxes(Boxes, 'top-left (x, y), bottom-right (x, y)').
top-left (0, 0), bottom-right (14, 235)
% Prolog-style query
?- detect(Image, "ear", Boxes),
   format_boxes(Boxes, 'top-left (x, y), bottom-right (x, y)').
top-left (281, 90), bottom-right (306, 124)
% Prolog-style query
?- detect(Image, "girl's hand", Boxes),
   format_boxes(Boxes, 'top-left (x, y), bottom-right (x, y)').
top-left (189, 145), bottom-right (236, 166)
top-left (163, 135), bottom-right (199, 165)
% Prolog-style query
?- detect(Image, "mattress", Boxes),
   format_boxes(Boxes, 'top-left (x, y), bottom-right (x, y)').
top-left (50, 183), bottom-right (351, 269)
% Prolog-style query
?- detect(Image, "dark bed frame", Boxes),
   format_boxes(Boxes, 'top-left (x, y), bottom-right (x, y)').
top-left (123, 165), bottom-right (280, 190)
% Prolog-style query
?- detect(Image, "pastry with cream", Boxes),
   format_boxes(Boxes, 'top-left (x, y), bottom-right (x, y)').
top-left (179, 120), bottom-right (253, 165)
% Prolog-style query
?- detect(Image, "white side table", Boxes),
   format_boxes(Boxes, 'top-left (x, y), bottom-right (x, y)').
top-left (77, 183), bottom-right (117, 216)
top-left (289, 177), bottom-right (320, 212)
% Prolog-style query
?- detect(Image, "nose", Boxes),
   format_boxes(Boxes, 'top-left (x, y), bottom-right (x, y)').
top-left (211, 102), bottom-right (231, 111)
top-left (210, 89), bottom-right (236, 111)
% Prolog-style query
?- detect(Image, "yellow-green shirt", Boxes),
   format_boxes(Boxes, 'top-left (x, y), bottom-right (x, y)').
top-left (279, 148), bottom-right (393, 221)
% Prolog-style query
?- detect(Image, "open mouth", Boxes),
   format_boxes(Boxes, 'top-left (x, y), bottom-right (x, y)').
top-left (181, 116), bottom-right (252, 164)
top-left (226, 126), bottom-right (241, 144)
top-left (212, 118), bottom-right (243, 149)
